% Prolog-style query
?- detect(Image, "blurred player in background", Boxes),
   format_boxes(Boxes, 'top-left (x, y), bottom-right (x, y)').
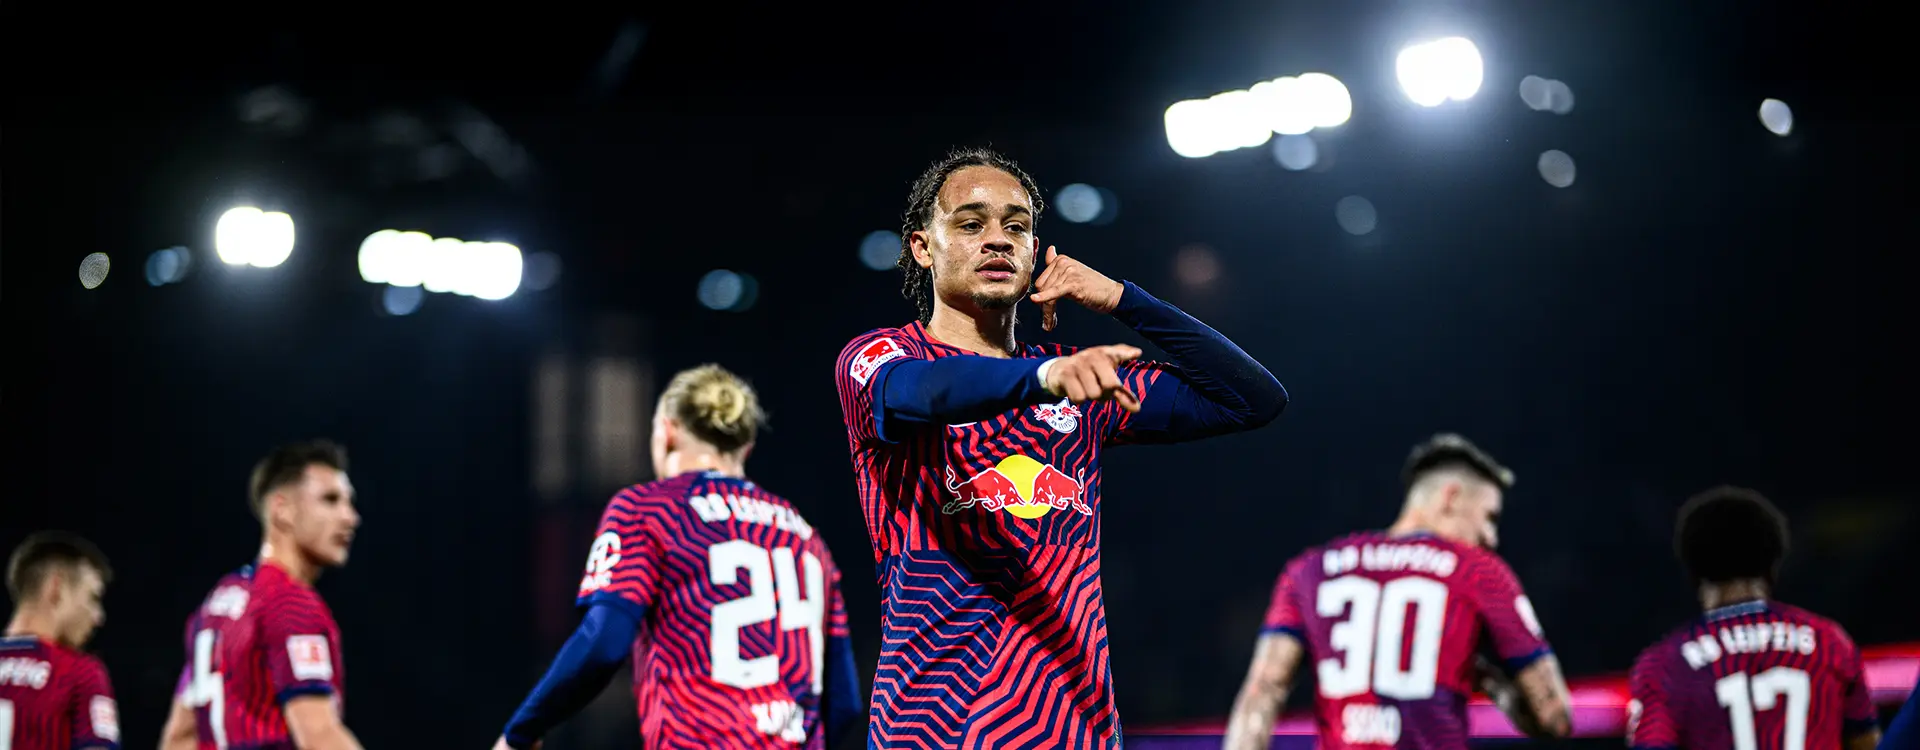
top-left (159, 440), bottom-right (363, 750)
top-left (836, 146), bottom-right (1288, 750)
top-left (495, 364), bottom-right (858, 750)
top-left (1, 532), bottom-right (120, 750)
top-left (1224, 434), bottom-right (1572, 750)
top-left (1625, 486), bottom-right (1880, 750)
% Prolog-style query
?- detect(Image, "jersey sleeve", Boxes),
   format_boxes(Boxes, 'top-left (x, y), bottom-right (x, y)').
top-left (259, 589), bottom-right (341, 703)
top-left (826, 549), bottom-right (851, 640)
top-left (1260, 555), bottom-right (1307, 639)
top-left (1627, 646), bottom-right (1679, 750)
top-left (67, 656), bottom-right (122, 749)
top-left (835, 330), bottom-right (923, 445)
top-left (1104, 359), bottom-right (1174, 446)
top-left (1832, 626), bottom-right (1880, 737)
top-left (1463, 552), bottom-right (1553, 674)
top-left (575, 487), bottom-right (665, 622)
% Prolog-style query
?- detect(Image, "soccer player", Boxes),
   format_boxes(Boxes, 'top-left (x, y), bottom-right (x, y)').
top-left (1625, 486), bottom-right (1881, 750)
top-left (1, 532), bottom-right (120, 750)
top-left (494, 364), bottom-right (858, 750)
top-left (1223, 434), bottom-right (1573, 750)
top-left (834, 146), bottom-right (1288, 750)
top-left (158, 440), bottom-right (364, 750)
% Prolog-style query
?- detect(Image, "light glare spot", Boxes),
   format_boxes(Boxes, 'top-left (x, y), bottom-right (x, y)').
top-left (79, 253), bottom-right (111, 289)
top-left (214, 206), bottom-right (296, 268)
top-left (1272, 134), bottom-right (1319, 171)
top-left (1397, 37), bottom-right (1484, 107)
top-left (698, 269), bottom-right (744, 310)
top-left (859, 231), bottom-right (900, 270)
top-left (1056, 184), bottom-right (1104, 224)
top-left (1174, 244), bottom-right (1221, 286)
top-left (1759, 98), bottom-right (1793, 136)
top-left (357, 229), bottom-right (523, 300)
top-left (382, 285), bottom-right (424, 316)
top-left (1335, 196), bottom-right (1378, 236)
top-left (1538, 150), bottom-right (1577, 188)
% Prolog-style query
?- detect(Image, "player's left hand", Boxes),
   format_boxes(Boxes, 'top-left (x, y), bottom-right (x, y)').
top-left (1029, 245), bottom-right (1124, 332)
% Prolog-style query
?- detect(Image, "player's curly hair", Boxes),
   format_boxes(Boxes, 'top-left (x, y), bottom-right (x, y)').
top-left (249, 439), bottom-right (350, 520)
top-left (7, 531), bottom-right (112, 603)
top-left (898, 146), bottom-right (1046, 324)
top-left (1674, 485), bottom-right (1790, 585)
top-left (661, 363), bottom-right (766, 454)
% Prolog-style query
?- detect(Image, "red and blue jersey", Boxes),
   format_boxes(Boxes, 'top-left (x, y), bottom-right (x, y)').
top-left (577, 470), bottom-right (850, 749)
top-left (175, 561), bottom-right (345, 750)
top-left (1627, 600), bottom-right (1878, 750)
top-left (0, 635), bottom-right (120, 750)
top-left (834, 321), bottom-right (1170, 750)
top-left (1262, 531), bottom-right (1553, 750)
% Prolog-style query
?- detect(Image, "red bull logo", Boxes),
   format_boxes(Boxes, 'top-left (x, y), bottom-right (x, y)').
top-left (942, 454), bottom-right (1091, 519)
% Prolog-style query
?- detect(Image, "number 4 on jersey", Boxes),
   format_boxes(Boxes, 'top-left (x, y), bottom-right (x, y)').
top-left (708, 540), bottom-right (826, 693)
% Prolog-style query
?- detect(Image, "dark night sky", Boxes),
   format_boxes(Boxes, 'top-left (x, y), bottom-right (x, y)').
top-left (4, 3), bottom-right (1914, 747)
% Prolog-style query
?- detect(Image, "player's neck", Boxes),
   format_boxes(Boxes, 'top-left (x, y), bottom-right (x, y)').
top-left (260, 540), bottom-right (321, 586)
top-left (3, 610), bottom-right (57, 645)
top-left (927, 302), bottom-right (1018, 357)
top-left (1699, 579), bottom-right (1769, 611)
top-left (662, 451), bottom-right (743, 478)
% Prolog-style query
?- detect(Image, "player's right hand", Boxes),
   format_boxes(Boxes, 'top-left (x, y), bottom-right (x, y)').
top-left (1042, 345), bottom-right (1143, 413)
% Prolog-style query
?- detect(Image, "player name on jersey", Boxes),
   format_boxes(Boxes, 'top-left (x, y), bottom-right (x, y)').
top-left (0, 657), bottom-right (52, 688)
top-left (687, 492), bottom-right (815, 540)
top-left (1322, 542), bottom-right (1460, 578)
top-left (1680, 620), bottom-right (1820, 669)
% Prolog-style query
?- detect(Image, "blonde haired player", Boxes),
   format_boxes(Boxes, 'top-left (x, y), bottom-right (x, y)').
top-left (495, 364), bottom-right (858, 750)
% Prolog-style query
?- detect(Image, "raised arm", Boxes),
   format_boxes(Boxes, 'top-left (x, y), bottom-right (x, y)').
top-left (1025, 247), bottom-right (1286, 442)
top-left (1223, 633), bottom-right (1304, 750)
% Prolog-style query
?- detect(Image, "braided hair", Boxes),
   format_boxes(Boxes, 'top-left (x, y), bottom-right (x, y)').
top-left (898, 147), bottom-right (1046, 324)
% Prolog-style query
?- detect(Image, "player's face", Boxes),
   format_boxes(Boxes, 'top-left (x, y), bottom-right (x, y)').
top-left (50, 565), bottom-right (105, 649)
top-left (1462, 484), bottom-right (1504, 550)
top-left (649, 411), bottom-right (672, 478)
top-left (280, 464), bottom-right (361, 568)
top-left (911, 166), bottom-right (1038, 317)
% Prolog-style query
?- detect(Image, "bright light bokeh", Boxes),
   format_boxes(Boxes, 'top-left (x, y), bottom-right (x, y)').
top-left (1396, 37), bottom-right (1484, 107)
top-left (357, 229), bottom-right (524, 301)
top-left (1164, 72), bottom-right (1352, 158)
top-left (1759, 98), bottom-right (1794, 136)
top-left (79, 253), bottom-right (111, 289)
top-left (214, 207), bottom-right (296, 268)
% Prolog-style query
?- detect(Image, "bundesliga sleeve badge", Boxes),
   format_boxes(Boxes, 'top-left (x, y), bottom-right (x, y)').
top-left (848, 337), bottom-right (906, 385)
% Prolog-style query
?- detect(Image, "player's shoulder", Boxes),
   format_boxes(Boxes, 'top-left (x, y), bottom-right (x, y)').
top-left (611, 474), bottom-right (703, 511)
top-left (1634, 626), bottom-right (1691, 673)
top-left (1770, 601), bottom-right (1860, 652)
top-left (837, 325), bottom-right (926, 385)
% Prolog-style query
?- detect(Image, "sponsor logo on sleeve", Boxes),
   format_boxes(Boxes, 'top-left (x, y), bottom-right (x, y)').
top-left (91, 695), bottom-right (121, 741)
top-left (847, 337), bottom-right (906, 385)
top-left (579, 532), bottom-right (622, 594)
top-left (1514, 595), bottom-right (1544, 638)
top-left (288, 635), bottom-right (334, 681)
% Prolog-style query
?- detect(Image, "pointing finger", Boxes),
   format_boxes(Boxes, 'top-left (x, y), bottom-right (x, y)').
top-left (1099, 345), bottom-right (1143, 363)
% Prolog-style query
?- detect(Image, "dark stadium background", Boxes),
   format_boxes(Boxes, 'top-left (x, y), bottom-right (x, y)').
top-left (4, 3), bottom-right (1914, 748)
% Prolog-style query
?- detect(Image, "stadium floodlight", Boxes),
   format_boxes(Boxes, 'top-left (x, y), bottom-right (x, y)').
top-left (357, 229), bottom-right (524, 301)
top-left (214, 207), bottom-right (296, 268)
top-left (1396, 37), bottom-right (1484, 107)
top-left (1164, 71), bottom-right (1353, 159)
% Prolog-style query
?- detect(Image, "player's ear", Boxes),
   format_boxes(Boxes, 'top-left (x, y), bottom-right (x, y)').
top-left (736, 441), bottom-right (755, 463)
top-left (909, 231), bottom-right (934, 269)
